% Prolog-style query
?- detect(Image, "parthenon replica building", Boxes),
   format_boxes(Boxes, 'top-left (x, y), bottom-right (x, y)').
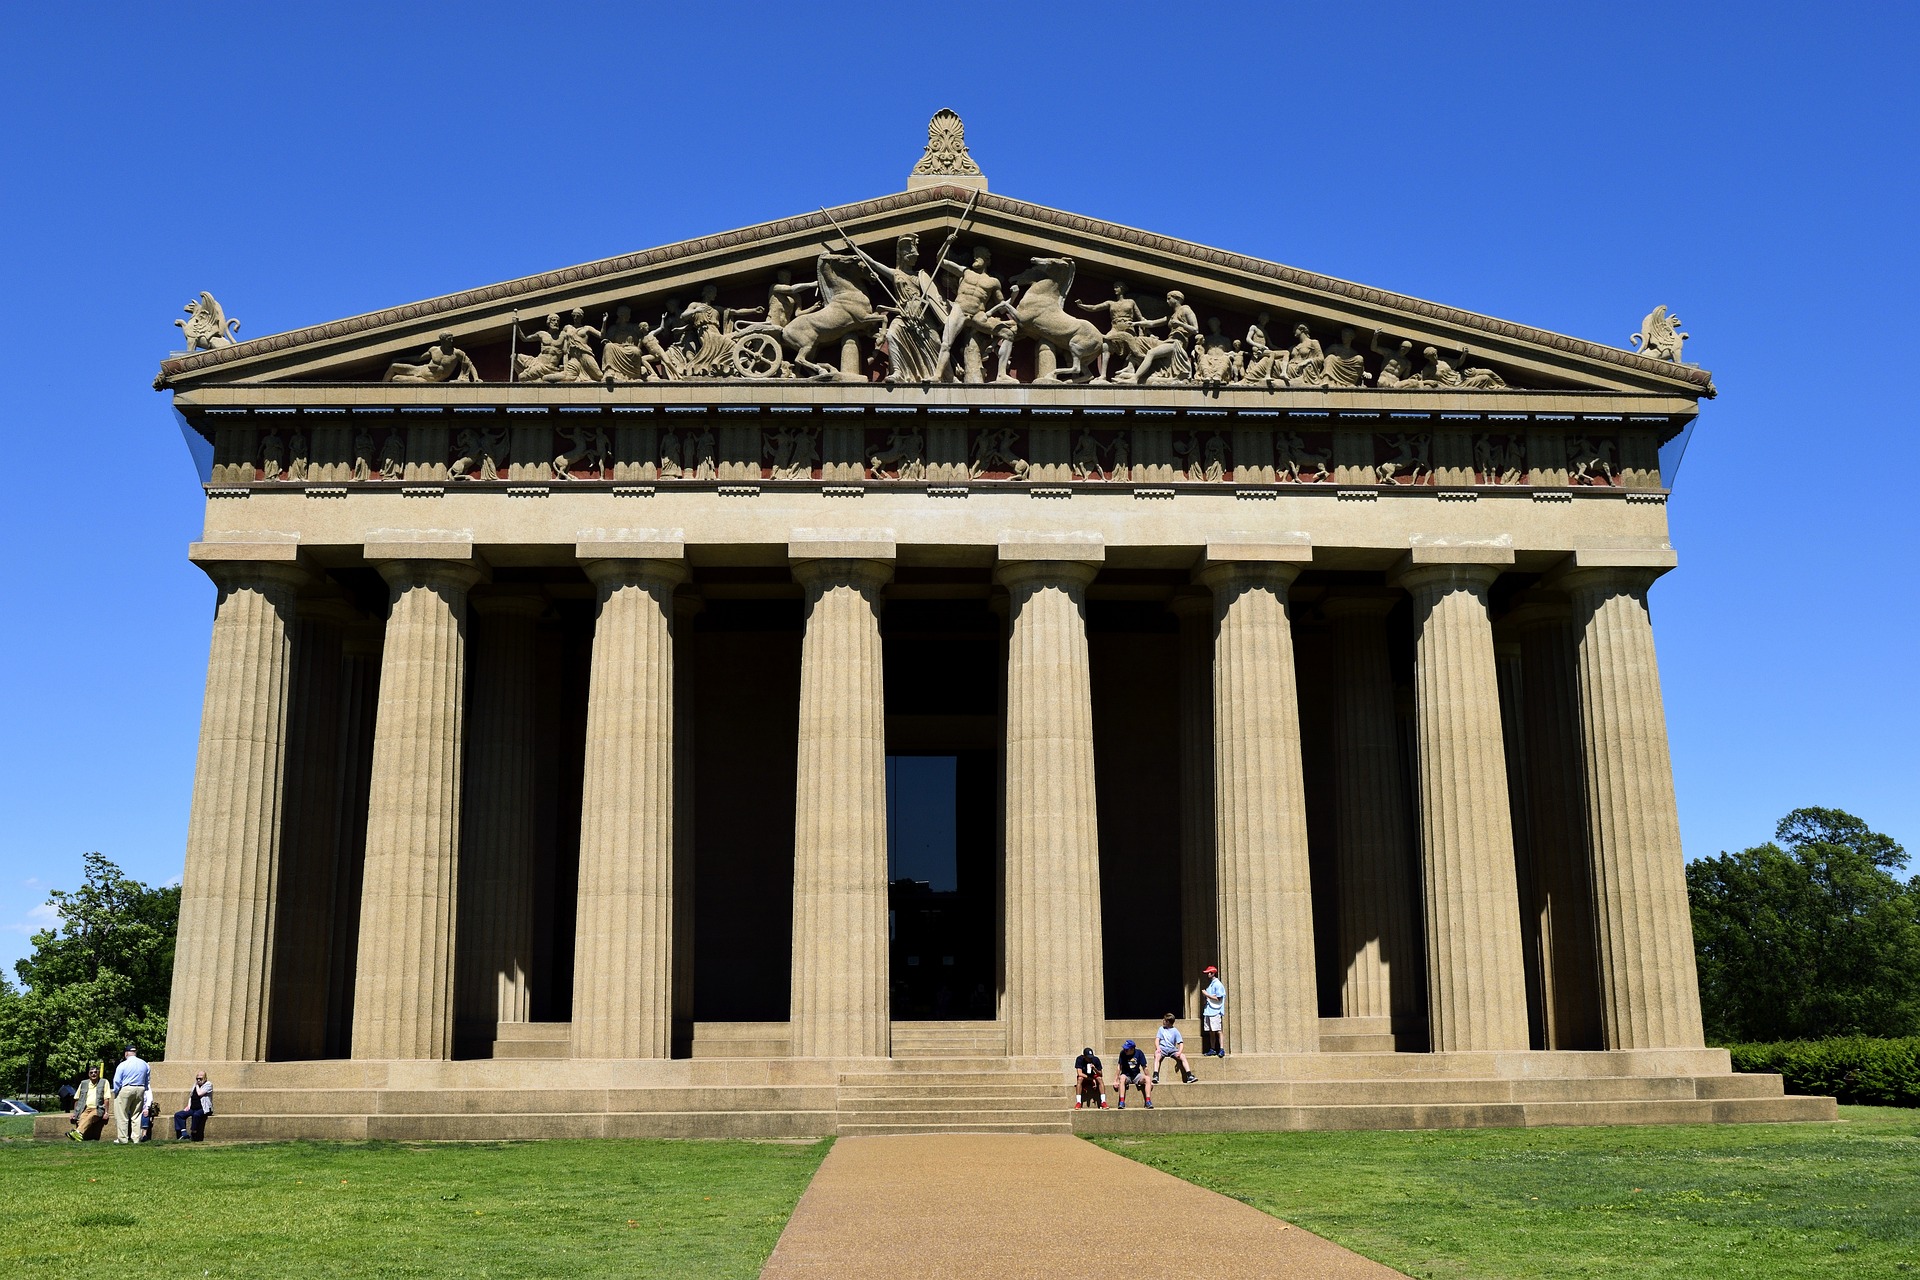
top-left (144, 114), bottom-right (1830, 1138)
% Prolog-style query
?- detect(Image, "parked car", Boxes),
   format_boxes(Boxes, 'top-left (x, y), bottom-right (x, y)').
top-left (0, 1099), bottom-right (38, 1115)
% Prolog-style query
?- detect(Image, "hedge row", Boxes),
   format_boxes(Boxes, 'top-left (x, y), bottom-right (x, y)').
top-left (1727, 1036), bottom-right (1920, 1107)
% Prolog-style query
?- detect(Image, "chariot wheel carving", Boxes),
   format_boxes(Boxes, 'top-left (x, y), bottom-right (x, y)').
top-left (732, 332), bottom-right (784, 379)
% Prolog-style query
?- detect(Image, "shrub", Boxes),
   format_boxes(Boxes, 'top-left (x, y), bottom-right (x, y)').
top-left (1727, 1036), bottom-right (1920, 1107)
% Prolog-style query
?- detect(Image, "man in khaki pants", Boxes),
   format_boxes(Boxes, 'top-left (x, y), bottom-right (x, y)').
top-left (68, 1066), bottom-right (109, 1141)
top-left (110, 1045), bottom-right (151, 1143)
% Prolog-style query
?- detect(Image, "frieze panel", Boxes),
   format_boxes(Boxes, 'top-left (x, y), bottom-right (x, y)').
top-left (204, 418), bottom-right (1657, 491)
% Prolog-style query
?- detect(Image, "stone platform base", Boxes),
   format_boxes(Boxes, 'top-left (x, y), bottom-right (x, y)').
top-left (34, 1039), bottom-right (1835, 1142)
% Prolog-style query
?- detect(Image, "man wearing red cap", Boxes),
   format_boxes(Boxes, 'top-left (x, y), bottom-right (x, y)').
top-left (1200, 965), bottom-right (1227, 1058)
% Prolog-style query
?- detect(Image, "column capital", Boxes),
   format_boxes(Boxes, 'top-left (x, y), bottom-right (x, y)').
top-left (188, 542), bottom-right (309, 593)
top-left (469, 586), bottom-right (548, 619)
top-left (1193, 559), bottom-right (1302, 595)
top-left (1391, 560), bottom-right (1504, 597)
top-left (791, 557), bottom-right (893, 593)
top-left (375, 559), bottom-right (487, 594)
top-left (1320, 589), bottom-right (1401, 621)
top-left (1500, 589), bottom-right (1573, 631)
top-left (1166, 588), bottom-right (1213, 620)
top-left (994, 559), bottom-right (1099, 592)
top-left (582, 558), bottom-right (688, 591)
top-left (1545, 561), bottom-right (1671, 600)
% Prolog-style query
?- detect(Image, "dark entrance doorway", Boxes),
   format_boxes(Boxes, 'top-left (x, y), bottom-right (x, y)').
top-left (887, 753), bottom-right (996, 1020)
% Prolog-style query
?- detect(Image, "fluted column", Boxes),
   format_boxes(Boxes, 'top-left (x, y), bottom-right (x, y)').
top-left (1562, 566), bottom-right (1705, 1049)
top-left (270, 593), bottom-right (354, 1060)
top-left (325, 623), bottom-right (381, 1058)
top-left (1324, 594), bottom-right (1421, 1024)
top-left (456, 588), bottom-right (544, 1053)
top-left (352, 558), bottom-right (483, 1060)
top-left (671, 591), bottom-right (704, 1041)
top-left (1196, 559), bottom-right (1319, 1054)
top-left (571, 557), bottom-right (685, 1060)
top-left (1394, 560), bottom-right (1532, 1051)
top-left (1170, 592), bottom-right (1217, 1020)
top-left (998, 557), bottom-right (1105, 1057)
top-left (167, 553), bottom-right (304, 1063)
top-left (788, 556), bottom-right (892, 1059)
top-left (1508, 598), bottom-right (1603, 1049)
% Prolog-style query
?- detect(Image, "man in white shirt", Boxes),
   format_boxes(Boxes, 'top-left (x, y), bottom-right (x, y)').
top-left (110, 1045), bottom-right (151, 1144)
top-left (1200, 965), bottom-right (1227, 1058)
top-left (1152, 1014), bottom-right (1198, 1085)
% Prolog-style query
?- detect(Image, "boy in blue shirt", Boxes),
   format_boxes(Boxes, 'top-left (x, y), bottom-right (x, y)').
top-left (1152, 1014), bottom-right (1198, 1084)
top-left (1200, 965), bottom-right (1227, 1057)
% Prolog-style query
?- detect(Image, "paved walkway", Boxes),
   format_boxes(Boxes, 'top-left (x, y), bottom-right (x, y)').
top-left (761, 1134), bottom-right (1405, 1278)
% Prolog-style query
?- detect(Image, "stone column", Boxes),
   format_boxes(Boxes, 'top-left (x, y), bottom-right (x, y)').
top-left (1323, 593), bottom-right (1422, 1024)
top-left (166, 549), bottom-right (304, 1063)
top-left (1507, 597), bottom-right (1603, 1049)
top-left (1560, 564), bottom-right (1705, 1049)
top-left (456, 588), bottom-right (544, 1053)
top-left (671, 592), bottom-right (704, 1042)
top-left (571, 552), bottom-right (686, 1060)
top-left (351, 555), bottom-right (483, 1061)
top-left (1393, 557), bottom-right (1532, 1052)
top-left (789, 548), bottom-right (893, 1059)
top-left (270, 593), bottom-right (354, 1061)
top-left (998, 550), bottom-right (1105, 1057)
top-left (1169, 592), bottom-right (1216, 1020)
top-left (325, 622), bottom-right (381, 1059)
top-left (1196, 553), bottom-right (1319, 1054)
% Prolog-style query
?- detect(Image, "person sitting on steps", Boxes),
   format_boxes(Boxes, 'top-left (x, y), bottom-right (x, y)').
top-left (1112, 1039), bottom-right (1153, 1109)
top-left (1072, 1045), bottom-right (1106, 1109)
top-left (1152, 1014), bottom-right (1198, 1085)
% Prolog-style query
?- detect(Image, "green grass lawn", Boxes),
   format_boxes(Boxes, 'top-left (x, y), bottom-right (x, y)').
top-left (0, 1134), bottom-right (830, 1278)
top-left (1094, 1106), bottom-right (1920, 1279)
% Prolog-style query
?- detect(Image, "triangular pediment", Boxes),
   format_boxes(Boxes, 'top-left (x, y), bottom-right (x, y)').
top-left (155, 186), bottom-right (1710, 400)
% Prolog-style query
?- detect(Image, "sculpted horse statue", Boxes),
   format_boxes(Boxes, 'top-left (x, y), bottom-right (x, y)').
top-left (1010, 257), bottom-right (1105, 381)
top-left (765, 252), bottom-right (881, 379)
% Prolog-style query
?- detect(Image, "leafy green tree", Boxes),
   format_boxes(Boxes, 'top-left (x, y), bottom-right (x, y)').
top-left (1689, 808), bottom-right (1920, 1042)
top-left (0, 852), bottom-right (179, 1094)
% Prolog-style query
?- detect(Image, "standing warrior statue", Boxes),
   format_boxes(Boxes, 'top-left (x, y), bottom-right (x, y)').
top-left (384, 332), bottom-right (481, 383)
top-left (846, 233), bottom-right (947, 383)
top-left (1075, 280), bottom-right (1154, 381)
top-left (933, 246), bottom-right (1016, 383)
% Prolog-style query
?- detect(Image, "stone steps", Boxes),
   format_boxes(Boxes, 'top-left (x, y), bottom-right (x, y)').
top-left (493, 1022), bottom-right (571, 1060)
top-left (1074, 1093), bottom-right (1838, 1134)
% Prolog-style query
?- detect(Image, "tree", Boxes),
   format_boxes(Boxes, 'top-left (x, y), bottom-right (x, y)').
top-left (0, 852), bottom-right (180, 1094)
top-left (1689, 807), bottom-right (1920, 1043)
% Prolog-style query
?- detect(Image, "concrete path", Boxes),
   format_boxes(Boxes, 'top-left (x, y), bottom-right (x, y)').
top-left (761, 1133), bottom-right (1405, 1279)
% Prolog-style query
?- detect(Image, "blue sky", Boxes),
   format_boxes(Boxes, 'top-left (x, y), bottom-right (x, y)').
top-left (2, 3), bottom-right (1914, 973)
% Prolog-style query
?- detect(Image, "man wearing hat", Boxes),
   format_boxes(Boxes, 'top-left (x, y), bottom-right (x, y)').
top-left (1111, 1038), bottom-right (1152, 1109)
top-left (109, 1045), bottom-right (151, 1144)
top-left (1200, 965), bottom-right (1227, 1058)
top-left (1072, 1045), bottom-right (1106, 1109)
